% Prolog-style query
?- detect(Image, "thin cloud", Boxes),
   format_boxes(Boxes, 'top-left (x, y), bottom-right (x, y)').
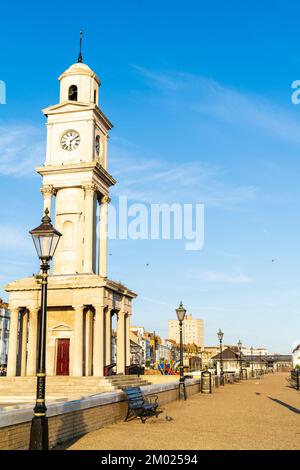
top-left (0, 224), bottom-right (32, 250)
top-left (0, 123), bottom-right (44, 176)
top-left (198, 270), bottom-right (253, 284)
top-left (109, 143), bottom-right (256, 208)
top-left (134, 66), bottom-right (300, 146)
top-left (133, 65), bottom-right (180, 91)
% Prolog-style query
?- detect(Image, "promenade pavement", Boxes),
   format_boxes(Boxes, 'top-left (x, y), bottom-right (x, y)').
top-left (66, 372), bottom-right (300, 450)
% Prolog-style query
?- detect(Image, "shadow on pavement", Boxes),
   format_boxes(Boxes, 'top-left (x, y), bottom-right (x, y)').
top-left (268, 396), bottom-right (300, 414)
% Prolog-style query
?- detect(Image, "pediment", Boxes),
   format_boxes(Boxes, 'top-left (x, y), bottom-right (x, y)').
top-left (50, 322), bottom-right (72, 332)
top-left (43, 101), bottom-right (93, 115)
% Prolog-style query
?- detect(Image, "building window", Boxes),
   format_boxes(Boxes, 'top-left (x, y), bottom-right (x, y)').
top-left (68, 85), bottom-right (78, 101)
top-left (94, 89), bottom-right (97, 104)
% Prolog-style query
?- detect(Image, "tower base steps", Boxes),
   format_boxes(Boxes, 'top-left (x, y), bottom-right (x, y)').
top-left (0, 375), bottom-right (150, 402)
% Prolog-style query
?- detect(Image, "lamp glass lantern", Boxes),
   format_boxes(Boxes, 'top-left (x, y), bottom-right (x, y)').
top-left (238, 340), bottom-right (242, 350)
top-left (30, 209), bottom-right (62, 260)
top-left (176, 301), bottom-right (186, 322)
top-left (217, 328), bottom-right (224, 342)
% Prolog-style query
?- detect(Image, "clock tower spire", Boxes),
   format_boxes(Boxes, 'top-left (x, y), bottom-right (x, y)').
top-left (78, 31), bottom-right (83, 63)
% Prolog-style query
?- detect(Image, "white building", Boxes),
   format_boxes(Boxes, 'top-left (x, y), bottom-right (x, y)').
top-left (130, 331), bottom-right (143, 366)
top-left (292, 345), bottom-right (300, 368)
top-left (156, 339), bottom-right (172, 362)
top-left (168, 314), bottom-right (204, 347)
top-left (130, 327), bottom-right (150, 365)
top-left (241, 347), bottom-right (268, 356)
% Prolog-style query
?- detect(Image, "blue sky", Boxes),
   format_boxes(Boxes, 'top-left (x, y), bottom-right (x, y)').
top-left (1, 0), bottom-right (300, 353)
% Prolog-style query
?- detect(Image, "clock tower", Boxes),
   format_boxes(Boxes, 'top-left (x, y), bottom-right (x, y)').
top-left (5, 55), bottom-right (136, 378)
top-left (38, 60), bottom-right (114, 276)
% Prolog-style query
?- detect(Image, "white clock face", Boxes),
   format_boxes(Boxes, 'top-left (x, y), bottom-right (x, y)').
top-left (61, 130), bottom-right (80, 151)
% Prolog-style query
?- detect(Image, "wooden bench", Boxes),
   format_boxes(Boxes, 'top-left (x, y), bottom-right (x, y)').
top-left (123, 386), bottom-right (160, 423)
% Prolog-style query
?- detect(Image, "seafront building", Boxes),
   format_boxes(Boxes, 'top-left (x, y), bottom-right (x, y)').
top-left (130, 326), bottom-right (151, 365)
top-left (292, 344), bottom-right (300, 368)
top-left (168, 313), bottom-right (204, 347)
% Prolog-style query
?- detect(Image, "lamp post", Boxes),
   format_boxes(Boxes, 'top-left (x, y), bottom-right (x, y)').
top-left (217, 328), bottom-right (224, 384)
top-left (238, 340), bottom-right (243, 378)
top-left (250, 346), bottom-right (254, 378)
top-left (260, 350), bottom-right (263, 373)
top-left (151, 331), bottom-right (156, 366)
top-left (29, 209), bottom-right (62, 450)
top-left (176, 301), bottom-right (187, 400)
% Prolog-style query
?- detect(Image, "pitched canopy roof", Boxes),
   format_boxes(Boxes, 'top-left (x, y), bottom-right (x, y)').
top-left (212, 347), bottom-right (241, 361)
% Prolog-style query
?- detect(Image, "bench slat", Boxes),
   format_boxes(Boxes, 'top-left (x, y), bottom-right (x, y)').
top-left (123, 388), bottom-right (141, 393)
top-left (124, 390), bottom-right (143, 396)
top-left (127, 393), bottom-right (144, 400)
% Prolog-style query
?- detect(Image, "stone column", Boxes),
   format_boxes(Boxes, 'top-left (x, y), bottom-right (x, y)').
top-left (7, 307), bottom-right (20, 377)
top-left (83, 183), bottom-right (95, 273)
top-left (20, 310), bottom-right (28, 376)
top-left (125, 314), bottom-right (131, 367)
top-left (85, 309), bottom-right (93, 376)
top-left (73, 305), bottom-right (84, 376)
top-left (41, 185), bottom-right (54, 216)
top-left (93, 305), bottom-right (105, 376)
top-left (116, 310), bottom-right (126, 374)
top-left (26, 307), bottom-right (38, 376)
top-left (105, 309), bottom-right (112, 365)
top-left (98, 195), bottom-right (110, 278)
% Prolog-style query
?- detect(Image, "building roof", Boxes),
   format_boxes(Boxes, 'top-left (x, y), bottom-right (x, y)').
top-left (212, 347), bottom-right (240, 360)
top-left (267, 355), bottom-right (292, 362)
top-left (130, 339), bottom-right (142, 349)
top-left (243, 355), bottom-right (267, 363)
top-left (211, 346), bottom-right (292, 363)
top-left (58, 62), bottom-right (101, 84)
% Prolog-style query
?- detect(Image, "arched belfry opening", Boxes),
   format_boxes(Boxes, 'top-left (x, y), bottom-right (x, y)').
top-left (68, 85), bottom-right (78, 101)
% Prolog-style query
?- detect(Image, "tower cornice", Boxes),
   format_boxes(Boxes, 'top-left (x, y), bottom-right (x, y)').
top-left (42, 102), bottom-right (113, 130)
top-left (36, 161), bottom-right (116, 187)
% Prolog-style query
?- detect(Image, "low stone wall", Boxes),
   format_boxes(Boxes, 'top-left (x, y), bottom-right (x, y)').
top-left (0, 379), bottom-right (201, 450)
top-left (146, 375), bottom-right (179, 384)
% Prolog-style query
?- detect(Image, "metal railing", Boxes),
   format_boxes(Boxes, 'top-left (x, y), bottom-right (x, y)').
top-left (125, 364), bottom-right (145, 375)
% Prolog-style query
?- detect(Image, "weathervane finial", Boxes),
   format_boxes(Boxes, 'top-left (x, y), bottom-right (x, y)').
top-left (78, 31), bottom-right (83, 63)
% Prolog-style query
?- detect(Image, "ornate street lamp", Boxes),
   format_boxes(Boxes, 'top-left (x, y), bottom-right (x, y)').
top-left (29, 209), bottom-right (62, 450)
top-left (238, 340), bottom-right (243, 378)
top-left (250, 346), bottom-right (254, 378)
top-left (176, 301), bottom-right (187, 400)
top-left (260, 350), bottom-right (263, 373)
top-left (152, 331), bottom-right (156, 366)
top-left (217, 328), bottom-right (224, 384)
